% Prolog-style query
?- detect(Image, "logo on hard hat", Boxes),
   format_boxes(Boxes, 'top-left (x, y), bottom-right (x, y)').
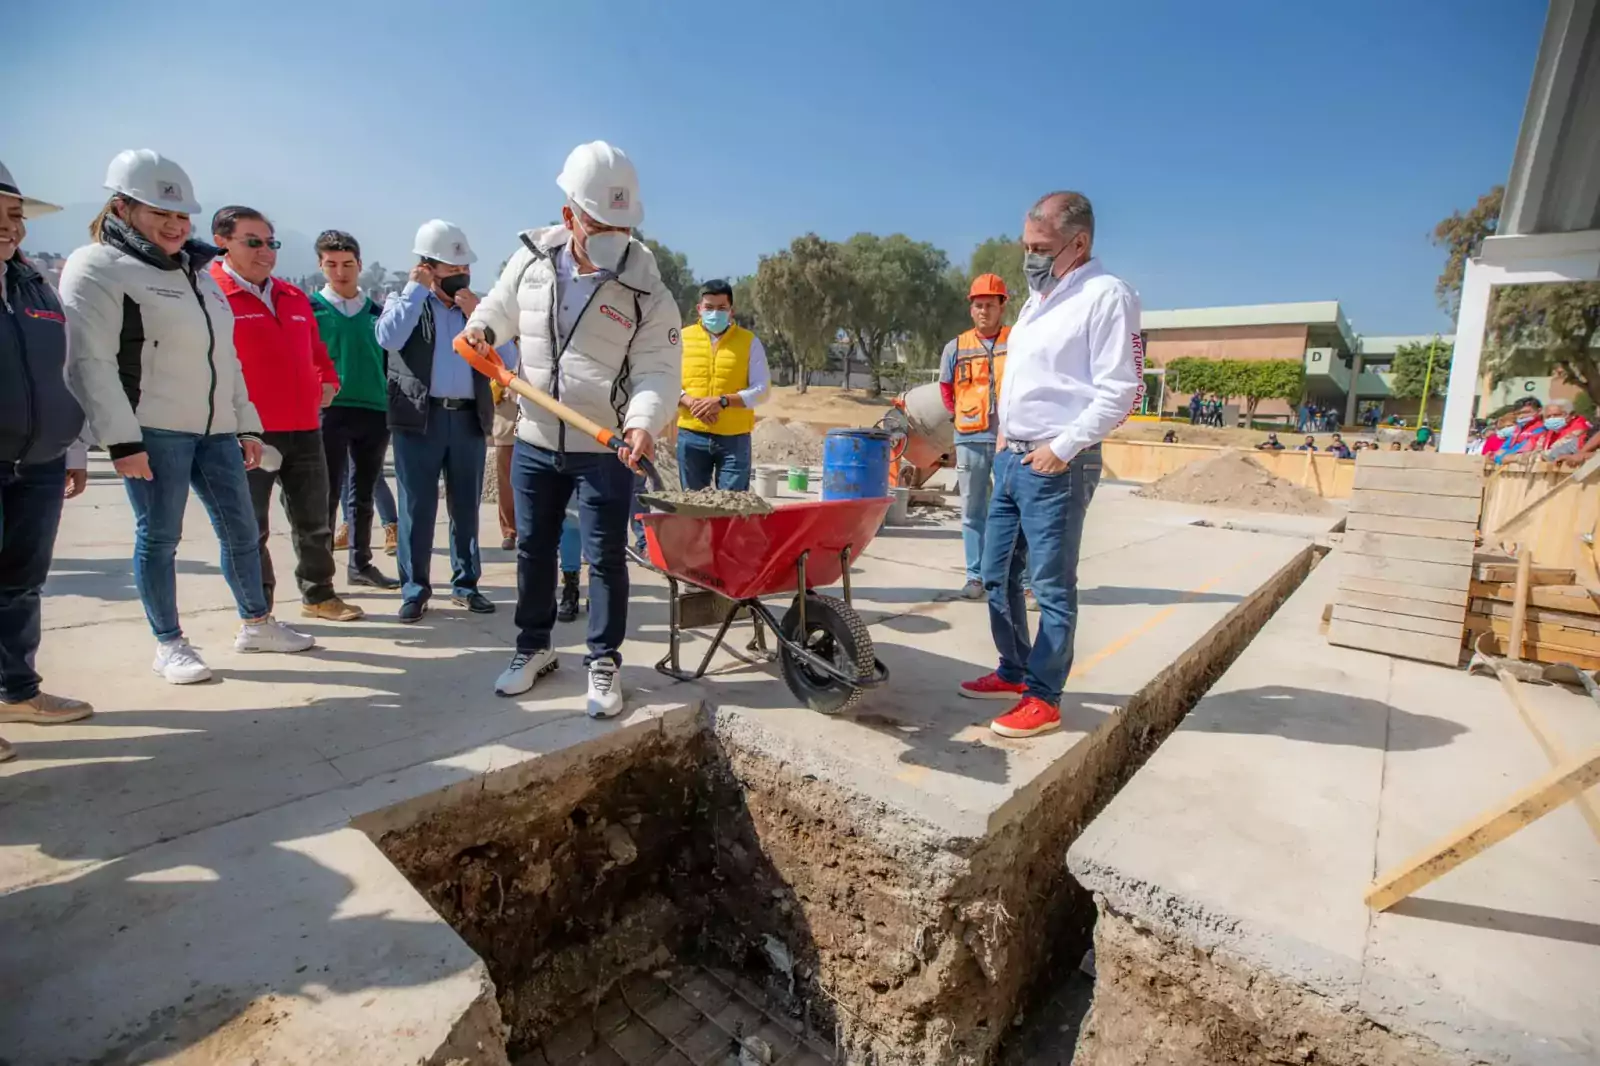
top-left (609, 187), bottom-right (629, 211)
top-left (157, 181), bottom-right (181, 202)
top-left (453, 242), bottom-right (464, 255)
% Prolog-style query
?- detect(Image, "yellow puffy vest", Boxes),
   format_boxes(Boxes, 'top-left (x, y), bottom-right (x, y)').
top-left (678, 322), bottom-right (757, 436)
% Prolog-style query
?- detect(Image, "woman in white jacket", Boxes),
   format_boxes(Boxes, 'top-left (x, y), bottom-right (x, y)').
top-left (59, 150), bottom-right (313, 684)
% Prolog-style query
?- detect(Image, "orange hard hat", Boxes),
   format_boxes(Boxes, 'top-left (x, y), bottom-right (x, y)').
top-left (968, 273), bottom-right (1008, 301)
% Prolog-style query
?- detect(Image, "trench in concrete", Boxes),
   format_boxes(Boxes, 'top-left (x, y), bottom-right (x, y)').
top-left (357, 544), bottom-right (1322, 1066)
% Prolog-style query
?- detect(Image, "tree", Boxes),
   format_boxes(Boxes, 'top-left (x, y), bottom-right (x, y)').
top-left (751, 234), bottom-right (848, 394)
top-left (642, 236), bottom-right (697, 324)
top-left (1390, 339), bottom-right (1453, 400)
top-left (732, 273), bottom-right (796, 387)
top-left (1164, 357), bottom-right (1303, 423)
top-left (968, 236), bottom-right (1026, 324)
top-left (1433, 186), bottom-right (1600, 406)
top-left (836, 233), bottom-right (956, 397)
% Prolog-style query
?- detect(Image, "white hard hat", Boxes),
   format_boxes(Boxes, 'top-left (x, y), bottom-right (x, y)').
top-left (0, 160), bottom-right (61, 217)
top-left (556, 141), bottom-right (643, 228)
top-left (412, 219), bottom-right (476, 266)
top-left (103, 149), bottom-right (200, 215)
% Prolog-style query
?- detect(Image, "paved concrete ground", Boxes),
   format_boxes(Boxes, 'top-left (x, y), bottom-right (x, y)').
top-left (0, 459), bottom-right (1335, 1064)
top-left (1068, 553), bottom-right (1600, 1065)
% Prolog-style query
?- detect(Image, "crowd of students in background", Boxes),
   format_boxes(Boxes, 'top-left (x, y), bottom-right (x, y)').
top-left (1473, 396), bottom-right (1596, 465)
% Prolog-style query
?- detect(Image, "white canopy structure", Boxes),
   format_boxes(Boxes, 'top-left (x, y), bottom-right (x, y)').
top-left (1440, 0), bottom-right (1600, 451)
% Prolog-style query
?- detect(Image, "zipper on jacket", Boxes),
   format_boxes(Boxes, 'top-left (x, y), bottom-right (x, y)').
top-left (4, 294), bottom-right (39, 462)
top-left (550, 283), bottom-right (606, 457)
top-left (185, 267), bottom-right (219, 435)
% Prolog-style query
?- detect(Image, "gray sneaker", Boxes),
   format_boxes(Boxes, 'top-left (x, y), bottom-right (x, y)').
top-left (235, 617), bottom-right (316, 654)
top-left (960, 579), bottom-right (985, 600)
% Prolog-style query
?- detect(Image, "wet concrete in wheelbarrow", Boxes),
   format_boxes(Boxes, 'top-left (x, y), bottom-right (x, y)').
top-left (638, 490), bottom-right (775, 518)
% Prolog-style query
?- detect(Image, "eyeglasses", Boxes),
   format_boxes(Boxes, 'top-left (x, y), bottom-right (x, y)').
top-left (239, 236), bottom-right (281, 250)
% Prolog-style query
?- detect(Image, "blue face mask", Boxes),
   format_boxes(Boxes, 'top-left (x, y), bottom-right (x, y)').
top-left (700, 309), bottom-right (730, 333)
top-left (1544, 416), bottom-right (1568, 431)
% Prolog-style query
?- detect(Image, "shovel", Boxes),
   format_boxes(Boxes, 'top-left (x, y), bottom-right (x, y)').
top-left (452, 335), bottom-right (661, 491)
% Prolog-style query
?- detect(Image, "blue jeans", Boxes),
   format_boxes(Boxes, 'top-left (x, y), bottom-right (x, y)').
top-left (0, 457), bottom-right (67, 701)
top-left (630, 472), bottom-right (648, 553)
top-left (342, 463), bottom-right (396, 527)
top-left (391, 405), bottom-right (485, 604)
top-left (123, 429), bottom-right (269, 642)
top-left (677, 428), bottom-right (753, 491)
top-left (512, 442), bottom-right (634, 665)
top-left (982, 445), bottom-right (1102, 704)
top-left (560, 511), bottom-right (582, 572)
top-left (955, 440), bottom-right (995, 583)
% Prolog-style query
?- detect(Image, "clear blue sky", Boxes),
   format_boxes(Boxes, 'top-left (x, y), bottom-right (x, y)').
top-left (6, 0), bottom-right (1547, 334)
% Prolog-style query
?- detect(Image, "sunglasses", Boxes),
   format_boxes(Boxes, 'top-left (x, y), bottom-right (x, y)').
top-left (239, 236), bottom-right (282, 250)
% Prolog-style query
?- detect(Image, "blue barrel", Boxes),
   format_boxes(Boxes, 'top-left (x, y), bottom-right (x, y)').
top-left (822, 428), bottom-right (892, 501)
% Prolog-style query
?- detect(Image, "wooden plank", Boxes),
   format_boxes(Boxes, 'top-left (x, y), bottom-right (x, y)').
top-left (1509, 550), bottom-right (1534, 657)
top-left (1343, 531), bottom-right (1476, 566)
top-left (1331, 604), bottom-right (1464, 638)
top-left (1465, 628), bottom-right (1600, 670)
top-left (1338, 575), bottom-right (1469, 606)
top-left (1473, 561), bottom-right (1576, 585)
top-left (1468, 615), bottom-right (1600, 653)
top-left (1355, 450), bottom-right (1487, 473)
top-left (1348, 490), bottom-right (1482, 523)
top-left (1344, 511), bottom-right (1478, 541)
top-left (1353, 466), bottom-right (1485, 498)
top-left (1471, 599), bottom-right (1600, 633)
top-left (1364, 745), bottom-right (1600, 911)
top-left (1469, 581), bottom-right (1600, 614)
top-left (1335, 590), bottom-right (1467, 622)
top-left (1328, 617), bottom-right (1464, 666)
top-left (1341, 553), bottom-right (1472, 591)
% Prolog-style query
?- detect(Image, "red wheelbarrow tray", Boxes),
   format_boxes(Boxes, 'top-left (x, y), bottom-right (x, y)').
top-left (640, 497), bottom-right (892, 601)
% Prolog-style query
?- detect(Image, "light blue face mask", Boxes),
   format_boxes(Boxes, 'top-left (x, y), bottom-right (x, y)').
top-left (700, 309), bottom-right (731, 333)
top-left (1544, 416), bottom-right (1568, 431)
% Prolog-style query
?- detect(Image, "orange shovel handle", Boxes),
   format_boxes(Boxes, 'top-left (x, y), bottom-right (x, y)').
top-left (453, 335), bottom-right (619, 450)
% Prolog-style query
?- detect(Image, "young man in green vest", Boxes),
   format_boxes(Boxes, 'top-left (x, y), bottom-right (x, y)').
top-left (676, 279), bottom-right (768, 490)
top-left (311, 230), bottom-right (400, 591)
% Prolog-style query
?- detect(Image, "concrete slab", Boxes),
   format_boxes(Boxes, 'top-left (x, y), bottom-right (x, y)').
top-left (1068, 551), bottom-right (1600, 1065)
top-left (2, 455), bottom-right (1338, 1064)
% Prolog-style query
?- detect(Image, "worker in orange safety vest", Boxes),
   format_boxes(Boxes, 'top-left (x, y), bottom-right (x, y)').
top-left (939, 273), bottom-right (1013, 599)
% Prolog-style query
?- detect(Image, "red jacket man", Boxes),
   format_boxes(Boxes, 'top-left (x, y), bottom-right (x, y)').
top-left (210, 205), bottom-right (360, 623)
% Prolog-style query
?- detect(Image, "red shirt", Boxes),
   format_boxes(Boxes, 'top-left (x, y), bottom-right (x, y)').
top-left (210, 263), bottom-right (338, 432)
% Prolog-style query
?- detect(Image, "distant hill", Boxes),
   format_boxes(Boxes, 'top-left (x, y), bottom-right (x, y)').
top-left (22, 203), bottom-right (320, 278)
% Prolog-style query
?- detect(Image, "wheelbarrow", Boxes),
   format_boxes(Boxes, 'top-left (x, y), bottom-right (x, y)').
top-left (642, 498), bottom-right (892, 714)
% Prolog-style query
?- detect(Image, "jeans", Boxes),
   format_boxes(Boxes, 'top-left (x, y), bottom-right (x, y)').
top-left (677, 428), bottom-right (752, 491)
top-left (248, 429), bottom-right (337, 608)
top-left (124, 429), bottom-right (269, 642)
top-left (392, 404), bottom-right (485, 604)
top-left (630, 471), bottom-right (648, 552)
top-left (560, 512), bottom-right (582, 572)
top-left (0, 457), bottom-right (67, 702)
top-left (322, 406), bottom-right (390, 571)
top-left (982, 445), bottom-right (1101, 704)
top-left (512, 442), bottom-right (634, 665)
top-left (342, 463), bottom-right (396, 527)
top-left (955, 440), bottom-right (995, 583)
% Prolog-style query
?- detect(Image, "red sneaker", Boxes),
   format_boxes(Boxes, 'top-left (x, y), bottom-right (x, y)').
top-left (990, 697), bottom-right (1061, 738)
top-left (958, 672), bottom-right (1027, 700)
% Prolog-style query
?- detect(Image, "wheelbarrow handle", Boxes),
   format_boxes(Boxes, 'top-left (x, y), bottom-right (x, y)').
top-left (453, 335), bottom-right (661, 490)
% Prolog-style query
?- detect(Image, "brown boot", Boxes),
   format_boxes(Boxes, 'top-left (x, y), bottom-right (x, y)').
top-left (302, 596), bottom-right (365, 622)
top-left (384, 523), bottom-right (398, 556)
top-left (0, 692), bottom-right (95, 724)
top-left (334, 523), bottom-right (350, 550)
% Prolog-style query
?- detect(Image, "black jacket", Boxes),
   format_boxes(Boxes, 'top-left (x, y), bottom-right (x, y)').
top-left (385, 298), bottom-right (492, 436)
top-left (1, 255), bottom-right (85, 465)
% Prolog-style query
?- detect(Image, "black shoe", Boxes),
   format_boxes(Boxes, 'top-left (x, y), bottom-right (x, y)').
top-left (557, 571), bottom-right (581, 623)
top-left (397, 599), bottom-right (427, 623)
top-left (452, 591), bottom-right (496, 614)
top-left (349, 565), bottom-right (401, 590)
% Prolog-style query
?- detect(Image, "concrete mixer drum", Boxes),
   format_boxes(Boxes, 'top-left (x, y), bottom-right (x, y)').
top-left (880, 381), bottom-right (955, 488)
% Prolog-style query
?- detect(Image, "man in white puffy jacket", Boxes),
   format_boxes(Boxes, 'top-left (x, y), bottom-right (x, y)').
top-left (460, 141), bottom-right (679, 717)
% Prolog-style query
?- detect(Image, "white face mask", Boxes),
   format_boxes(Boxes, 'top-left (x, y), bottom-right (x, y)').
top-left (578, 223), bottom-right (629, 273)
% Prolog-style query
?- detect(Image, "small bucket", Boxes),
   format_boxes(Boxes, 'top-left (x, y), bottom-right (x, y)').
top-left (885, 486), bottom-right (911, 526)
top-left (756, 466), bottom-right (783, 497)
top-left (787, 466), bottom-right (810, 492)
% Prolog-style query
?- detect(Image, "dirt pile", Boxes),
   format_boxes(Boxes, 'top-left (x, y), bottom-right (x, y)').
top-left (1136, 450), bottom-right (1329, 514)
top-left (753, 419), bottom-right (823, 468)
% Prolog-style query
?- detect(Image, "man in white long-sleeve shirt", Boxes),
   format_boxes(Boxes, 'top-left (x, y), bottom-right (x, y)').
top-left (957, 191), bottom-right (1143, 739)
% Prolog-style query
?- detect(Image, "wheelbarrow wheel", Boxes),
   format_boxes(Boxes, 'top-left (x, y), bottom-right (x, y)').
top-left (778, 593), bottom-right (875, 715)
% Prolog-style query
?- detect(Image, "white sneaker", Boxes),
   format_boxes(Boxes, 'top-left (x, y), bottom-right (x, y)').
top-left (234, 617), bottom-right (316, 654)
top-left (494, 648), bottom-right (558, 696)
top-left (153, 640), bottom-right (213, 684)
top-left (586, 658), bottom-right (623, 719)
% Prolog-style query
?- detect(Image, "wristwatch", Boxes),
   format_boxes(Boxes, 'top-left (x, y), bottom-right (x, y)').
top-left (719, 395), bottom-right (730, 409)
